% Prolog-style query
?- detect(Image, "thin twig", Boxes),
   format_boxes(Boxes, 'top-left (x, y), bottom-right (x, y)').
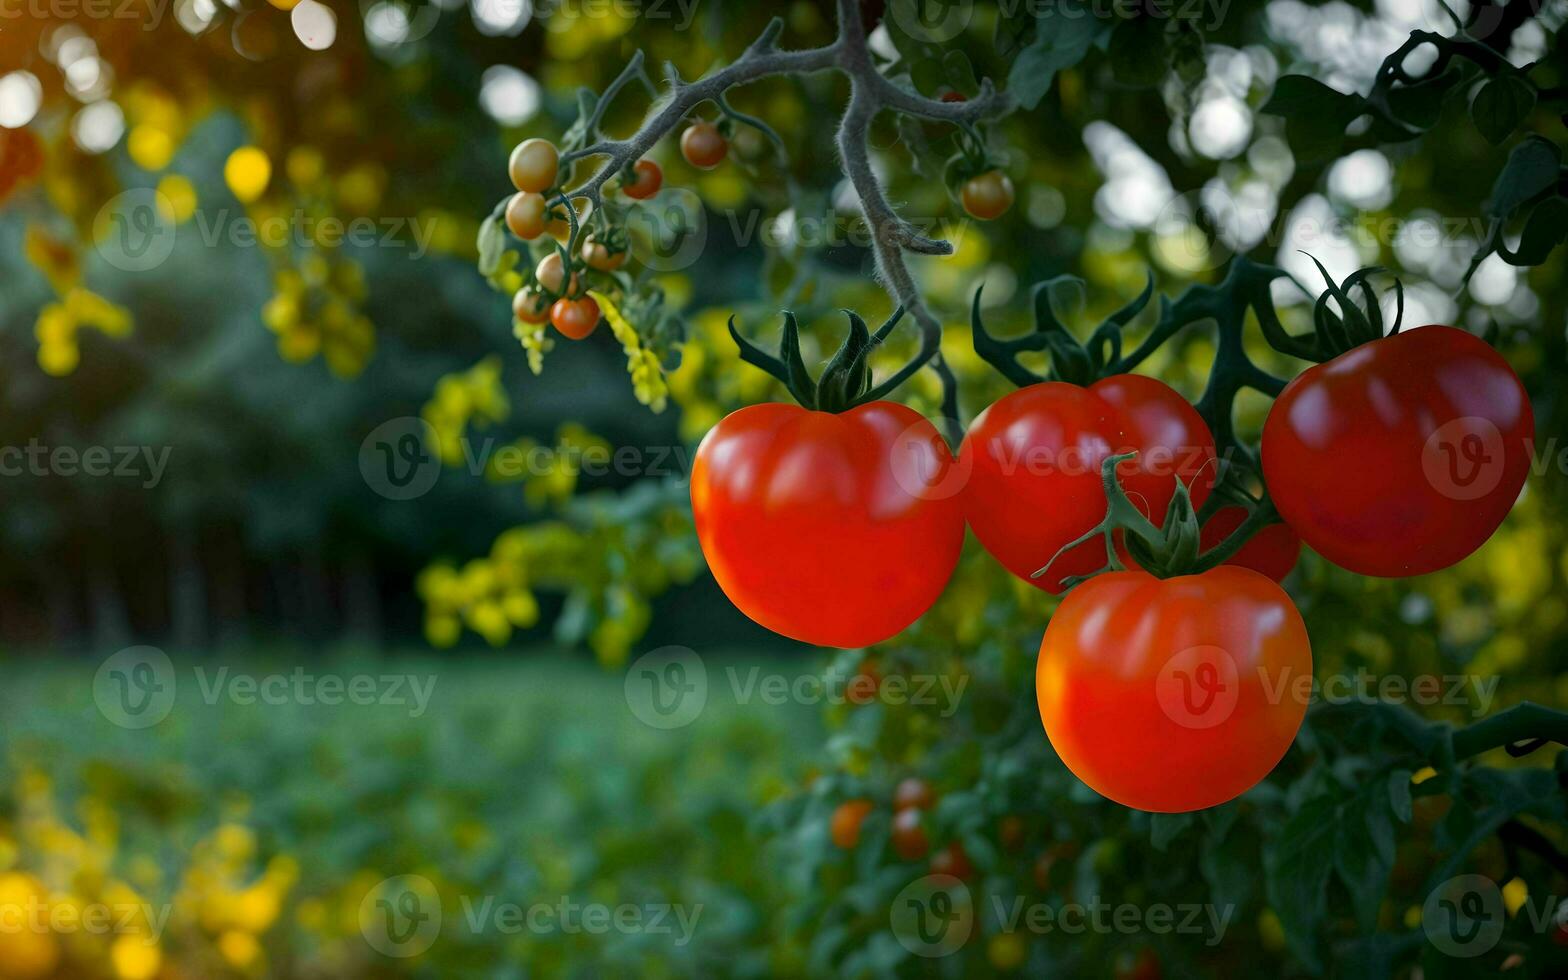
top-left (539, 3), bottom-right (1011, 433)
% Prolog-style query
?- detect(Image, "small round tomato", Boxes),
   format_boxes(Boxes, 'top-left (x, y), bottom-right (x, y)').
top-left (622, 159), bottom-right (663, 199)
top-left (961, 170), bottom-right (1014, 220)
top-left (891, 807), bottom-right (929, 860)
top-left (535, 252), bottom-right (579, 296)
top-left (1262, 325), bottom-right (1534, 577)
top-left (930, 841), bottom-right (973, 880)
top-left (509, 138), bottom-right (559, 193)
top-left (512, 287), bottom-right (550, 325)
top-left (505, 192), bottom-right (549, 240)
top-left (1199, 506), bottom-right (1301, 583)
top-left (1037, 566), bottom-right (1312, 812)
top-left (940, 89), bottom-right (968, 103)
top-left (691, 402), bottom-right (965, 648)
top-left (581, 236), bottom-right (627, 271)
top-left (680, 121), bottom-right (728, 169)
top-left (830, 799), bottom-right (874, 849)
top-left (960, 376), bottom-right (1217, 593)
top-left (550, 296), bottom-right (599, 340)
top-left (893, 777), bottom-right (935, 813)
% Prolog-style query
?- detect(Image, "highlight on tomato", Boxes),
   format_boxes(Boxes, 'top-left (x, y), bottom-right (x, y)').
top-left (1036, 565), bottom-right (1312, 812)
top-left (959, 375), bottom-right (1217, 592)
top-left (690, 311), bottom-right (965, 648)
top-left (1262, 323), bottom-right (1534, 577)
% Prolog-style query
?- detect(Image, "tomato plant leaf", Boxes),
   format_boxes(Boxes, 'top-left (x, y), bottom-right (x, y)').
top-left (1150, 812), bottom-right (1194, 851)
top-left (1008, 5), bottom-right (1108, 111)
top-left (1470, 74), bottom-right (1537, 146)
top-left (1486, 135), bottom-right (1562, 219)
top-left (1264, 796), bottom-right (1338, 972)
top-left (1501, 195), bottom-right (1568, 266)
top-left (1261, 76), bottom-right (1365, 163)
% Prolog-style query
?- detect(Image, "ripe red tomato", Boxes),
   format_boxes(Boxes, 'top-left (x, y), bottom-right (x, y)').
top-left (891, 807), bottom-right (930, 860)
top-left (830, 799), bottom-right (873, 849)
top-left (959, 376), bottom-right (1217, 593)
top-left (622, 159), bottom-right (663, 199)
top-left (892, 777), bottom-right (935, 813)
top-left (680, 121), bottom-right (728, 169)
top-left (691, 402), bottom-right (964, 647)
top-left (1262, 325), bottom-right (1533, 577)
top-left (1036, 566), bottom-right (1311, 812)
top-left (549, 297), bottom-right (599, 340)
top-left (1199, 506), bottom-right (1301, 582)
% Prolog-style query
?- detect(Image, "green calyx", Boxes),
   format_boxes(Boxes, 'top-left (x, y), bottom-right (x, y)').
top-left (971, 275), bottom-right (1155, 388)
top-left (1033, 452), bottom-right (1280, 588)
top-left (727, 308), bottom-right (934, 412)
top-left (1032, 453), bottom-right (1200, 588)
top-left (1264, 256), bottom-right (1406, 363)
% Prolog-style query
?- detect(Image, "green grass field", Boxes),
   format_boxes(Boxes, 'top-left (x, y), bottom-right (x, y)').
top-left (0, 650), bottom-right (822, 977)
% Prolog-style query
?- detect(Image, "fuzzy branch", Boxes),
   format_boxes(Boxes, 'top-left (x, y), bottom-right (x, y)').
top-left (546, 1), bottom-right (1013, 426)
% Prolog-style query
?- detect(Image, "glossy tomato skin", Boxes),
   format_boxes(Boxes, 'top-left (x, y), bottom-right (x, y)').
top-left (691, 402), bottom-right (965, 648)
top-left (959, 376), bottom-right (1216, 592)
top-left (1262, 325), bottom-right (1533, 577)
top-left (1037, 566), bottom-right (1311, 813)
top-left (1199, 506), bottom-right (1301, 583)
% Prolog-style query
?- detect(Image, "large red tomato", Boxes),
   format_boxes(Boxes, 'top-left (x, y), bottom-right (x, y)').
top-left (690, 402), bottom-right (964, 648)
top-left (1262, 325), bottom-right (1533, 577)
top-left (1199, 506), bottom-right (1301, 583)
top-left (1037, 566), bottom-right (1312, 812)
top-left (959, 376), bottom-right (1217, 592)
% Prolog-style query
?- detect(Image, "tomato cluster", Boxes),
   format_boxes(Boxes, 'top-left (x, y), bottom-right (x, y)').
top-left (692, 295), bottom-right (1534, 812)
top-left (499, 120), bottom-right (738, 344)
top-left (830, 778), bottom-right (973, 878)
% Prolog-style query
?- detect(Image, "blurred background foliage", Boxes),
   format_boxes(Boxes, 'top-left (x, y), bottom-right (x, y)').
top-left (0, 0), bottom-right (1566, 976)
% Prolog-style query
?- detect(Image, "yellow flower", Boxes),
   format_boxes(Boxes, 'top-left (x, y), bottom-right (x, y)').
top-left (109, 934), bottom-right (161, 980)
top-left (224, 147), bottom-right (272, 204)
